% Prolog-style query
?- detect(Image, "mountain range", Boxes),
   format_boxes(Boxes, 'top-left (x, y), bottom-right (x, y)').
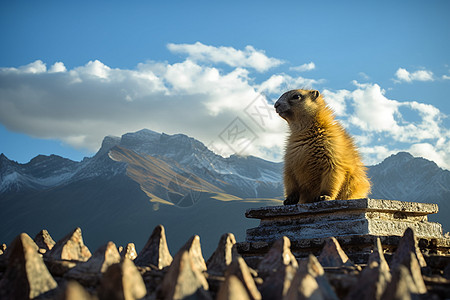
top-left (1, 129), bottom-right (449, 257)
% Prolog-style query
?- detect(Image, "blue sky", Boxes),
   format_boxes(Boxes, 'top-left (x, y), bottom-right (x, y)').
top-left (1, 0), bottom-right (449, 169)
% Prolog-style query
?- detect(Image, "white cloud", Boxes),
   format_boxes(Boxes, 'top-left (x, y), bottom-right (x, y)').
top-left (3, 60), bottom-right (48, 74)
top-left (167, 42), bottom-right (283, 72)
top-left (49, 62), bottom-right (67, 73)
top-left (395, 67), bottom-right (434, 83)
top-left (359, 146), bottom-right (398, 166)
top-left (289, 62), bottom-right (315, 72)
top-left (258, 74), bottom-right (322, 96)
top-left (0, 52), bottom-right (287, 161)
top-left (321, 89), bottom-right (351, 117)
top-left (74, 60), bottom-right (111, 79)
top-left (408, 143), bottom-right (450, 170)
top-left (323, 81), bottom-right (449, 169)
top-left (349, 82), bottom-right (401, 132)
top-left (443, 75), bottom-right (450, 80)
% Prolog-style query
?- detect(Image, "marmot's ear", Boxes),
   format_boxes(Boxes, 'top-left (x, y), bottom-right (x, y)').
top-left (311, 90), bottom-right (320, 100)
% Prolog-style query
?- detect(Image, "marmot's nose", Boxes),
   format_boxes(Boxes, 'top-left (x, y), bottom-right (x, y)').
top-left (274, 101), bottom-right (280, 109)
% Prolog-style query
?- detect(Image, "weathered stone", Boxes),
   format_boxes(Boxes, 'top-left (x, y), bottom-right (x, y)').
top-left (46, 227), bottom-right (92, 262)
top-left (298, 254), bottom-right (339, 300)
top-left (98, 258), bottom-right (147, 300)
top-left (224, 256), bottom-right (262, 300)
top-left (216, 274), bottom-right (251, 300)
top-left (299, 254), bottom-right (325, 277)
top-left (284, 270), bottom-right (325, 300)
top-left (0, 233), bottom-right (58, 299)
top-left (397, 251), bottom-right (427, 294)
top-left (390, 227), bottom-right (427, 268)
top-left (318, 237), bottom-right (355, 268)
top-left (345, 261), bottom-right (392, 300)
top-left (257, 236), bottom-right (298, 279)
top-left (244, 199), bottom-right (442, 244)
top-left (34, 229), bottom-right (56, 253)
top-left (174, 235), bottom-right (207, 272)
top-left (344, 237), bottom-right (392, 300)
top-left (259, 264), bottom-right (296, 300)
top-left (382, 265), bottom-right (422, 300)
top-left (45, 260), bottom-right (77, 277)
top-left (57, 280), bottom-right (93, 300)
top-left (160, 250), bottom-right (211, 300)
top-left (65, 241), bottom-right (121, 285)
top-left (120, 243), bottom-right (137, 261)
top-left (134, 224), bottom-right (172, 269)
top-left (246, 199), bottom-right (438, 219)
top-left (368, 237), bottom-right (390, 272)
top-left (206, 233), bottom-right (236, 276)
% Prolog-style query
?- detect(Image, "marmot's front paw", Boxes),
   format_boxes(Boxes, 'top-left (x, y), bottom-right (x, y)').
top-left (284, 193), bottom-right (299, 205)
top-left (315, 195), bottom-right (332, 201)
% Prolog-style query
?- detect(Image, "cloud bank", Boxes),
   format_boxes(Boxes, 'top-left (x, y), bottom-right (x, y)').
top-left (289, 62), bottom-right (316, 72)
top-left (324, 82), bottom-right (450, 169)
top-left (0, 43), bottom-right (449, 169)
top-left (395, 67), bottom-right (434, 83)
top-left (167, 42), bottom-right (283, 72)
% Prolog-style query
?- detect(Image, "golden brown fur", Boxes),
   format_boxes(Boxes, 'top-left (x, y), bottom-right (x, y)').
top-left (274, 89), bottom-right (370, 205)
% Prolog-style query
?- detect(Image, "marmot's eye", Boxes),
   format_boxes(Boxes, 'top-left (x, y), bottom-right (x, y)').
top-left (292, 94), bottom-right (302, 100)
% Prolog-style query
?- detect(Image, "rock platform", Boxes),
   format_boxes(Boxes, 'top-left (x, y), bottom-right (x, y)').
top-left (237, 199), bottom-right (450, 264)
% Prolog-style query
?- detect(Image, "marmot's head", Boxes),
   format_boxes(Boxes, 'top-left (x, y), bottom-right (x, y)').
top-left (274, 89), bottom-right (323, 124)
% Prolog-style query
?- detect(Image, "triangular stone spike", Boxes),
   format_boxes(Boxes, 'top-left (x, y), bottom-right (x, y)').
top-left (345, 260), bottom-right (392, 300)
top-left (299, 254), bottom-right (324, 277)
top-left (120, 243), bottom-right (137, 261)
top-left (174, 235), bottom-right (207, 272)
top-left (284, 269), bottom-right (325, 300)
top-left (46, 227), bottom-right (92, 262)
top-left (34, 229), bottom-right (56, 253)
top-left (65, 241), bottom-right (121, 285)
top-left (58, 280), bottom-right (93, 300)
top-left (399, 252), bottom-right (427, 294)
top-left (258, 236), bottom-right (298, 279)
top-left (206, 233), bottom-right (236, 276)
top-left (318, 237), bottom-right (355, 268)
top-left (0, 233), bottom-right (58, 299)
top-left (390, 227), bottom-right (427, 268)
top-left (382, 265), bottom-right (422, 300)
top-left (368, 237), bottom-right (390, 272)
top-left (98, 258), bottom-right (147, 300)
top-left (159, 250), bottom-right (211, 300)
top-left (134, 224), bottom-right (173, 269)
top-left (224, 256), bottom-right (262, 300)
top-left (298, 254), bottom-right (339, 300)
top-left (259, 264), bottom-right (297, 300)
top-left (216, 274), bottom-right (251, 300)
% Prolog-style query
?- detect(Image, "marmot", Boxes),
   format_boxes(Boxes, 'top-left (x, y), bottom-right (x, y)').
top-left (274, 89), bottom-right (370, 205)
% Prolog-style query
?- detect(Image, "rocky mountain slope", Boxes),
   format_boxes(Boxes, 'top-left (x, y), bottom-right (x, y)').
top-left (369, 152), bottom-right (450, 230)
top-left (1, 129), bottom-right (449, 257)
top-left (0, 129), bottom-right (283, 257)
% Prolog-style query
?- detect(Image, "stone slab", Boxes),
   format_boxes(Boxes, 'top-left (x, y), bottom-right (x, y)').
top-left (246, 218), bottom-right (443, 243)
top-left (245, 199), bottom-right (438, 219)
